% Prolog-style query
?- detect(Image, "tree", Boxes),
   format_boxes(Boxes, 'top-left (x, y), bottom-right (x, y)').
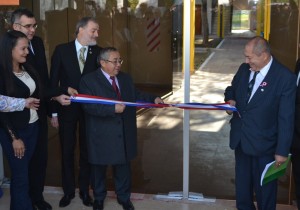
top-left (201, 0), bottom-right (209, 45)
top-left (128, 0), bottom-right (139, 12)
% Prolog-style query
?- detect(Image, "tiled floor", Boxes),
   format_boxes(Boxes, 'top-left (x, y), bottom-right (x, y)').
top-left (0, 186), bottom-right (298, 210)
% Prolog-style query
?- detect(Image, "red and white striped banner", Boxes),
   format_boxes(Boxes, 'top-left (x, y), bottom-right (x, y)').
top-left (146, 18), bottom-right (160, 52)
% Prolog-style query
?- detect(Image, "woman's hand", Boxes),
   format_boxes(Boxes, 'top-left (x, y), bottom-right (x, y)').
top-left (12, 138), bottom-right (25, 159)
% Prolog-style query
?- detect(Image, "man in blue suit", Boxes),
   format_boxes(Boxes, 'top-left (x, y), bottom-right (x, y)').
top-left (224, 36), bottom-right (296, 210)
top-left (291, 58), bottom-right (300, 209)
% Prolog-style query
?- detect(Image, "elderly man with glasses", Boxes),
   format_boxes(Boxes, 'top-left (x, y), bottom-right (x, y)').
top-left (79, 47), bottom-right (163, 210)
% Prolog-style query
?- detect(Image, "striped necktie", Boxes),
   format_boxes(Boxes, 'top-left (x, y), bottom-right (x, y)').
top-left (246, 71), bottom-right (259, 103)
top-left (79, 47), bottom-right (86, 73)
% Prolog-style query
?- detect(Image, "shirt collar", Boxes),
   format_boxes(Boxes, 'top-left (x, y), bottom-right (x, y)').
top-left (260, 56), bottom-right (273, 77)
top-left (101, 68), bottom-right (111, 81)
top-left (75, 39), bottom-right (87, 52)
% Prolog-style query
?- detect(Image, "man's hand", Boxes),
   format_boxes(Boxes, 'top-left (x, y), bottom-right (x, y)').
top-left (25, 97), bottom-right (40, 110)
top-left (154, 97), bottom-right (164, 104)
top-left (51, 116), bottom-right (59, 128)
top-left (274, 154), bottom-right (288, 168)
top-left (54, 94), bottom-right (71, 106)
top-left (67, 87), bottom-right (78, 96)
top-left (115, 104), bottom-right (125, 113)
top-left (226, 100), bottom-right (236, 115)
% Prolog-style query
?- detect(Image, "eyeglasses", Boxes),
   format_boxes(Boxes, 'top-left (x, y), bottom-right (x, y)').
top-left (15, 23), bottom-right (38, 29)
top-left (104, 59), bottom-right (123, 65)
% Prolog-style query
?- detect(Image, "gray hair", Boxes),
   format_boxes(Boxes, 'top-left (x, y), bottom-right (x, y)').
top-left (75, 17), bottom-right (97, 36)
top-left (97, 47), bottom-right (118, 65)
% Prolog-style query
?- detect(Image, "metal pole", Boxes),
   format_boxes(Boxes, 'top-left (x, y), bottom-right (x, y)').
top-left (182, 0), bottom-right (191, 199)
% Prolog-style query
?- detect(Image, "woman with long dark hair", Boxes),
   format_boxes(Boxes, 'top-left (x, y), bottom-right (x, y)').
top-left (0, 30), bottom-right (42, 210)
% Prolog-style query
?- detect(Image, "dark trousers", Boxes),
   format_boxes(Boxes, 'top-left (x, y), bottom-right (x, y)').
top-left (58, 112), bottom-right (90, 195)
top-left (0, 121), bottom-right (39, 210)
top-left (292, 150), bottom-right (300, 210)
top-left (91, 163), bottom-right (131, 202)
top-left (29, 119), bottom-right (48, 203)
top-left (235, 146), bottom-right (277, 210)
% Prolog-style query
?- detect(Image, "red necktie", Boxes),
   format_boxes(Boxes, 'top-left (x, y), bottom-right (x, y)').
top-left (110, 76), bottom-right (121, 99)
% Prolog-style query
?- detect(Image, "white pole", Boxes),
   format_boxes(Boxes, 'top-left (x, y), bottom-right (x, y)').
top-left (183, 0), bottom-right (191, 199)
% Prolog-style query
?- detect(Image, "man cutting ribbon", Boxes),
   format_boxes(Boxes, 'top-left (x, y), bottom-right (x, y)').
top-left (79, 47), bottom-right (163, 210)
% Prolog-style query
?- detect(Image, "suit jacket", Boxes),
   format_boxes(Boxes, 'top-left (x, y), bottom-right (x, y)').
top-left (79, 69), bottom-right (157, 165)
top-left (0, 64), bottom-right (41, 139)
top-left (224, 58), bottom-right (296, 157)
top-left (292, 59), bottom-right (300, 152)
top-left (50, 41), bottom-right (101, 121)
top-left (27, 36), bottom-right (48, 93)
top-left (26, 36), bottom-right (60, 119)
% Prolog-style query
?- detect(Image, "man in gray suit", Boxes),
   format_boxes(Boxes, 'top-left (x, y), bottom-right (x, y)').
top-left (79, 47), bottom-right (163, 210)
top-left (225, 36), bottom-right (296, 210)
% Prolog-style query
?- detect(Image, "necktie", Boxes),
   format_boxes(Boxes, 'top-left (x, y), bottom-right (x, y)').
top-left (79, 47), bottom-right (86, 73)
top-left (246, 71), bottom-right (259, 103)
top-left (29, 42), bottom-right (34, 55)
top-left (110, 76), bottom-right (121, 99)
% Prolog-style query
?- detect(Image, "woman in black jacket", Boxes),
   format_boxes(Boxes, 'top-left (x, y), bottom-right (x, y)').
top-left (0, 30), bottom-right (42, 210)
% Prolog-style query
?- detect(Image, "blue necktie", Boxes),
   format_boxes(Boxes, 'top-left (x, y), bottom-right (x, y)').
top-left (246, 71), bottom-right (258, 103)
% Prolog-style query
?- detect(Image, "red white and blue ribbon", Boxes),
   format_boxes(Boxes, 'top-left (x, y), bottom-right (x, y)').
top-left (71, 94), bottom-right (237, 112)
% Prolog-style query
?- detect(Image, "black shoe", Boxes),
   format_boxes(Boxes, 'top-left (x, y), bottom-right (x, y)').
top-left (79, 191), bottom-right (93, 206)
top-left (93, 200), bottom-right (104, 210)
top-left (33, 200), bottom-right (52, 210)
top-left (117, 200), bottom-right (135, 210)
top-left (59, 193), bottom-right (75, 207)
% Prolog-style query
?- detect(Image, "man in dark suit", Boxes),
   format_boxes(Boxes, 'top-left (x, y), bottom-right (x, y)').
top-left (11, 8), bottom-right (70, 210)
top-left (50, 17), bottom-right (101, 207)
top-left (79, 47), bottom-right (163, 210)
top-left (291, 58), bottom-right (300, 210)
top-left (224, 36), bottom-right (296, 210)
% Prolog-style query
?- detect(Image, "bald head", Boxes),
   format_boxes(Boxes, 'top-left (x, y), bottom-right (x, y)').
top-left (246, 36), bottom-right (271, 57)
top-left (244, 36), bottom-right (271, 71)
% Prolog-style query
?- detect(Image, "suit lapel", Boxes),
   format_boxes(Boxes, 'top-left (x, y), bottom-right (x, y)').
top-left (237, 67), bottom-right (251, 108)
top-left (27, 40), bottom-right (36, 65)
top-left (82, 46), bottom-right (96, 74)
top-left (242, 69), bottom-right (251, 96)
top-left (69, 42), bottom-right (82, 76)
